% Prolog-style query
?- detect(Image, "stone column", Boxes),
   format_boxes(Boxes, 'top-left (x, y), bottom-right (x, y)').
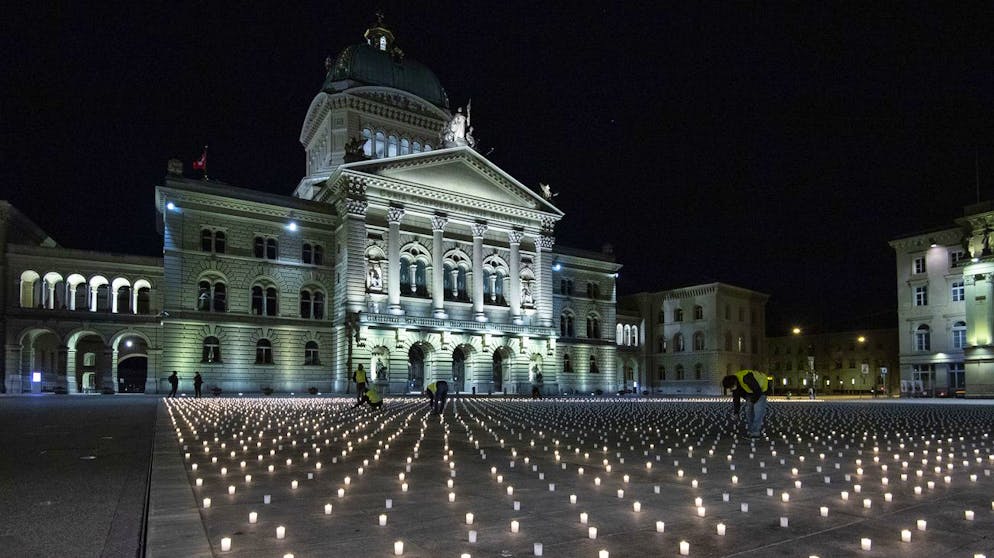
top-left (471, 222), bottom-right (488, 322)
top-left (507, 230), bottom-right (524, 324)
top-left (387, 207), bottom-right (405, 315)
top-left (66, 348), bottom-right (77, 393)
top-left (111, 347), bottom-right (120, 393)
top-left (5, 344), bottom-right (22, 393)
top-left (535, 234), bottom-right (555, 327)
top-left (431, 215), bottom-right (448, 318)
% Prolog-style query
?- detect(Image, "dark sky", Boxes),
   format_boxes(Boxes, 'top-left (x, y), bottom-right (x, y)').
top-left (4, 2), bottom-right (994, 334)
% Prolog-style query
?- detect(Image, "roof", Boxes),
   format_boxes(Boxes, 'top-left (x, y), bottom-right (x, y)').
top-left (323, 43), bottom-right (448, 109)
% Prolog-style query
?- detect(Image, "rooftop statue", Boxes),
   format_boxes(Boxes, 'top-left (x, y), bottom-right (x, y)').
top-left (443, 101), bottom-right (475, 148)
top-left (540, 182), bottom-right (558, 200)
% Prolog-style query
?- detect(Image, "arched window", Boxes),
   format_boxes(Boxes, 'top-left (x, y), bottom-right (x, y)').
top-left (20, 270), bottom-right (40, 307)
top-left (299, 288), bottom-right (325, 319)
top-left (693, 331), bottom-right (705, 351)
top-left (313, 292), bottom-right (324, 319)
top-left (674, 308), bottom-right (684, 322)
top-left (586, 315), bottom-right (600, 338)
top-left (694, 305), bottom-right (704, 320)
top-left (676, 364), bottom-right (685, 380)
top-left (198, 279), bottom-right (226, 312)
top-left (201, 229), bottom-right (213, 251)
top-left (589, 354), bottom-right (599, 373)
top-left (202, 336), bottom-right (221, 363)
top-left (560, 312), bottom-right (575, 337)
top-left (400, 138), bottom-right (410, 155)
top-left (388, 135), bottom-right (398, 157)
top-left (251, 284), bottom-right (278, 316)
top-left (375, 131), bottom-right (386, 158)
top-left (255, 339), bottom-right (273, 364)
top-left (694, 363), bottom-right (703, 380)
top-left (214, 231), bottom-right (225, 253)
top-left (305, 341), bottom-right (320, 365)
top-left (423, 144), bottom-right (432, 152)
top-left (136, 285), bottom-right (151, 314)
top-left (616, 324), bottom-right (624, 345)
top-left (915, 324), bottom-right (931, 351)
top-left (362, 128), bottom-right (372, 157)
top-left (952, 321), bottom-right (967, 349)
top-left (299, 290), bottom-right (311, 318)
top-left (254, 236), bottom-right (265, 258)
top-left (673, 333), bottom-right (685, 352)
top-left (623, 325), bottom-right (631, 346)
top-left (302, 243), bottom-right (313, 264)
top-left (443, 263), bottom-right (468, 301)
top-left (631, 326), bottom-right (639, 346)
top-left (413, 141), bottom-right (421, 153)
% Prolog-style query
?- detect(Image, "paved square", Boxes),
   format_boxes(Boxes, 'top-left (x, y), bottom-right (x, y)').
top-left (158, 397), bottom-right (994, 557)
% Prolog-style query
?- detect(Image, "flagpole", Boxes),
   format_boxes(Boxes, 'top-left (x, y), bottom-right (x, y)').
top-left (203, 145), bottom-right (209, 181)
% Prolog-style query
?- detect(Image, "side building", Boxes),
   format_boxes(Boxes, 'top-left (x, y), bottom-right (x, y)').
top-left (766, 328), bottom-right (899, 396)
top-left (619, 283), bottom-right (768, 395)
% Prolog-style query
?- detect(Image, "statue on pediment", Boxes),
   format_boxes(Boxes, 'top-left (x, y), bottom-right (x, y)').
top-left (443, 100), bottom-right (473, 148)
top-left (540, 182), bottom-right (558, 201)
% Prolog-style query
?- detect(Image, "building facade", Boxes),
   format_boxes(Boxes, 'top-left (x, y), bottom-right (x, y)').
top-left (890, 200), bottom-right (994, 397)
top-left (619, 283), bottom-right (769, 395)
top-left (765, 329), bottom-right (898, 396)
top-left (2, 20), bottom-right (622, 395)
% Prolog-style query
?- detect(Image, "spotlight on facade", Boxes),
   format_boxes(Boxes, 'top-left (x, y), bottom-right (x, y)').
top-left (126, 340), bottom-right (134, 348)
top-left (552, 263), bottom-right (561, 271)
top-left (286, 221), bottom-right (298, 231)
top-left (166, 202), bottom-right (176, 211)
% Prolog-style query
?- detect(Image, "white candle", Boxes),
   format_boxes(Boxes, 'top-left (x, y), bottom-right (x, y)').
top-left (782, 492), bottom-right (790, 502)
top-left (570, 494), bottom-right (577, 504)
top-left (534, 542), bottom-right (544, 556)
top-left (220, 537), bottom-right (231, 552)
top-left (511, 520), bottom-right (520, 533)
top-left (196, 478), bottom-right (203, 487)
top-left (249, 511), bottom-right (257, 524)
top-left (228, 485), bottom-right (236, 495)
top-left (780, 517), bottom-right (789, 527)
top-left (841, 491), bottom-right (849, 501)
top-left (965, 510), bottom-right (975, 520)
top-left (860, 538), bottom-right (871, 551)
top-left (917, 519), bottom-right (927, 531)
top-left (264, 494), bottom-right (271, 504)
top-left (203, 497), bottom-right (211, 508)
top-left (741, 503), bottom-right (749, 512)
top-left (599, 551), bottom-right (609, 558)
top-left (394, 541), bottom-right (404, 555)
top-left (337, 488), bottom-right (345, 498)
top-left (633, 501), bottom-right (641, 512)
top-left (514, 501), bottom-right (521, 510)
top-left (291, 480), bottom-right (298, 489)
top-left (588, 526), bottom-right (597, 539)
top-left (901, 529), bottom-right (911, 542)
top-left (680, 541), bottom-right (690, 555)
top-left (468, 530), bottom-right (477, 543)
top-left (324, 503), bottom-right (332, 515)
top-left (617, 489), bottom-right (624, 498)
top-left (717, 522), bottom-right (726, 536)
top-left (466, 512), bottom-right (474, 524)
top-left (379, 514), bottom-right (387, 526)
top-left (386, 498), bottom-right (393, 508)
top-left (697, 506), bottom-right (706, 517)
top-left (402, 483), bottom-right (408, 492)
top-left (449, 492), bottom-right (456, 502)
top-left (820, 506), bottom-right (829, 517)
top-left (276, 526), bottom-right (286, 539)
top-left (656, 521), bottom-right (665, 532)
top-left (580, 512), bottom-right (588, 524)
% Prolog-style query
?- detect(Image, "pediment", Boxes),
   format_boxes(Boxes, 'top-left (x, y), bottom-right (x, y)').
top-left (342, 147), bottom-right (562, 215)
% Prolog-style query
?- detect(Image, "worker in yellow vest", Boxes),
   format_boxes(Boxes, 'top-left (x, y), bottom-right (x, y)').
top-left (352, 364), bottom-right (367, 404)
top-left (355, 385), bottom-right (382, 410)
top-left (425, 380), bottom-right (449, 414)
top-left (721, 369), bottom-right (771, 438)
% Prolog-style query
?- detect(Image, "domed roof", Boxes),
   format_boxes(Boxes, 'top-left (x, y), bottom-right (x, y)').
top-left (322, 20), bottom-right (449, 109)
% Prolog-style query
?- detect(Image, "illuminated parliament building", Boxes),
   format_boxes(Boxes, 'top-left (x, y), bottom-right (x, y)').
top-left (2, 20), bottom-right (775, 396)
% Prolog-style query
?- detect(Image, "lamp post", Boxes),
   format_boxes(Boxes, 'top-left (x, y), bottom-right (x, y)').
top-left (345, 311), bottom-right (361, 394)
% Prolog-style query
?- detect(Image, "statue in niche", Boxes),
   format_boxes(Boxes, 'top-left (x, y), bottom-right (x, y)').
top-left (367, 262), bottom-right (383, 290)
top-left (521, 283), bottom-right (533, 306)
top-left (376, 358), bottom-right (387, 381)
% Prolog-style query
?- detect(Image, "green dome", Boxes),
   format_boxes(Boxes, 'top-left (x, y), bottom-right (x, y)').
top-left (323, 42), bottom-right (449, 109)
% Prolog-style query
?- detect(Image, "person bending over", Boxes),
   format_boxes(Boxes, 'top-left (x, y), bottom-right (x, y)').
top-left (355, 386), bottom-right (382, 410)
top-left (722, 370), bottom-right (771, 438)
top-left (425, 380), bottom-right (449, 414)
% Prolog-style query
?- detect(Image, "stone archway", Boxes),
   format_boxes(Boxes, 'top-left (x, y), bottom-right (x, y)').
top-left (492, 347), bottom-right (512, 393)
top-left (116, 335), bottom-right (149, 393)
top-left (16, 328), bottom-right (64, 393)
top-left (408, 343), bottom-right (427, 393)
top-left (452, 346), bottom-right (468, 393)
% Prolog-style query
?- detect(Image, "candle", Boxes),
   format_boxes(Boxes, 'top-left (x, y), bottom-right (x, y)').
top-left (220, 537), bottom-right (231, 552)
top-left (820, 506), bottom-right (829, 517)
top-left (782, 492), bottom-right (790, 503)
top-left (717, 522), bottom-right (726, 536)
top-left (697, 506), bottom-right (706, 517)
top-left (617, 489), bottom-right (625, 498)
top-left (514, 501), bottom-right (521, 510)
top-left (633, 501), bottom-right (641, 512)
top-left (534, 542), bottom-right (544, 556)
top-left (599, 551), bottom-right (609, 558)
top-left (511, 520), bottom-right (520, 533)
top-left (337, 488), bottom-right (345, 498)
top-left (841, 491), bottom-right (849, 501)
top-left (680, 541), bottom-right (690, 555)
top-left (228, 485), bottom-right (236, 495)
top-left (656, 521), bottom-right (665, 533)
top-left (249, 511), bottom-right (258, 524)
top-left (507, 486), bottom-right (514, 496)
top-left (291, 480), bottom-right (298, 489)
top-left (965, 510), bottom-right (975, 520)
top-left (402, 483), bottom-right (408, 492)
top-left (580, 512), bottom-right (588, 524)
top-left (570, 494), bottom-right (577, 504)
top-left (863, 499), bottom-right (872, 509)
top-left (325, 503), bottom-right (333, 515)
top-left (449, 492), bottom-right (456, 502)
top-left (588, 526), bottom-right (598, 539)
top-left (379, 514), bottom-right (388, 526)
top-left (901, 529), bottom-right (911, 542)
top-left (196, 478), bottom-right (203, 487)
top-left (466, 512), bottom-right (474, 524)
top-left (264, 494), bottom-right (271, 504)
top-left (917, 519), bottom-right (927, 531)
top-left (741, 503), bottom-right (749, 512)
top-left (468, 530), bottom-right (477, 543)
top-left (860, 538), bottom-right (871, 551)
top-left (203, 497), bottom-right (212, 509)
top-left (780, 517), bottom-right (789, 527)
top-left (394, 541), bottom-right (404, 555)
top-left (276, 526), bottom-right (286, 539)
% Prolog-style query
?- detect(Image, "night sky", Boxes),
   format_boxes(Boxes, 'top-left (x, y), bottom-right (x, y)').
top-left (5, 2), bottom-right (994, 334)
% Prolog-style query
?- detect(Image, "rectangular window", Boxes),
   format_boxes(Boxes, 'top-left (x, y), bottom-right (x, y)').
top-left (914, 285), bottom-right (928, 306)
top-left (948, 363), bottom-right (965, 389)
top-left (913, 256), bottom-right (926, 274)
top-left (952, 328), bottom-right (966, 349)
top-left (951, 281), bottom-right (965, 302)
top-left (950, 250), bottom-right (966, 266)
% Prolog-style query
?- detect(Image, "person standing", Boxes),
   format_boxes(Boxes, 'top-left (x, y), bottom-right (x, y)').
top-left (167, 371), bottom-right (179, 398)
top-left (425, 380), bottom-right (449, 414)
top-left (193, 372), bottom-right (203, 398)
top-left (722, 370), bottom-right (771, 438)
top-left (353, 364), bottom-right (367, 403)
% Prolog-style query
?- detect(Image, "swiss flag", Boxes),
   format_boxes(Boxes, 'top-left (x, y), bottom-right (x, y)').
top-left (192, 148), bottom-right (207, 170)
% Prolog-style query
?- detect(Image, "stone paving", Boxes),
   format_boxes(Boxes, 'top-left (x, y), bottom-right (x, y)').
top-left (155, 396), bottom-right (994, 557)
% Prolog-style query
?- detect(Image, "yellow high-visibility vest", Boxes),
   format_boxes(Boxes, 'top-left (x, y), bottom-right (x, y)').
top-left (735, 369), bottom-right (768, 393)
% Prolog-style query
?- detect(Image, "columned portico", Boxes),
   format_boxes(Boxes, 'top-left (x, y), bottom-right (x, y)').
top-left (536, 234), bottom-right (555, 327)
top-left (471, 222), bottom-right (488, 322)
top-left (387, 207), bottom-right (405, 315)
top-left (508, 230), bottom-right (523, 324)
top-left (431, 215), bottom-right (448, 318)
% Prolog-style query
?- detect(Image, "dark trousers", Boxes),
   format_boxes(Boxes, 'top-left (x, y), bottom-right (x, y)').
top-left (168, 383), bottom-right (177, 397)
top-left (433, 381), bottom-right (449, 413)
top-left (356, 382), bottom-right (366, 401)
top-left (194, 384), bottom-right (202, 398)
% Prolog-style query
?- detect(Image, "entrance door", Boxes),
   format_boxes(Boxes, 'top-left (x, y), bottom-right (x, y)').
top-left (408, 344), bottom-right (425, 393)
top-left (912, 365), bottom-right (934, 396)
top-left (117, 356), bottom-right (148, 393)
top-left (452, 347), bottom-right (466, 392)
